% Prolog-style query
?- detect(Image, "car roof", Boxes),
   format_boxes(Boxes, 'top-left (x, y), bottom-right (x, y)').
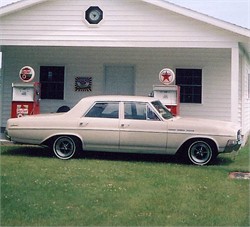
top-left (68, 95), bottom-right (161, 117)
top-left (80, 95), bottom-right (158, 103)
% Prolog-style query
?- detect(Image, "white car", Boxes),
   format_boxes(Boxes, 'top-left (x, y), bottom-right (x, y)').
top-left (5, 95), bottom-right (242, 165)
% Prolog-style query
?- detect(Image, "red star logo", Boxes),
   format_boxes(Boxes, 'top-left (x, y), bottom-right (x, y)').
top-left (161, 71), bottom-right (172, 82)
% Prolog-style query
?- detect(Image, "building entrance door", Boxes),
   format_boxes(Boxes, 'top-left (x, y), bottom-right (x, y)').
top-left (105, 65), bottom-right (135, 95)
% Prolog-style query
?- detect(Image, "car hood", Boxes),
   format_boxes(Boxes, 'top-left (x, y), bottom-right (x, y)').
top-left (167, 116), bottom-right (240, 136)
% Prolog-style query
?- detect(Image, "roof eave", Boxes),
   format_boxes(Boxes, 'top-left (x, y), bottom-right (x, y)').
top-left (142, 0), bottom-right (250, 37)
top-left (0, 0), bottom-right (48, 17)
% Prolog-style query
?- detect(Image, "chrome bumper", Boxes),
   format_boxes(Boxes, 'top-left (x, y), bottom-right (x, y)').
top-left (4, 130), bottom-right (11, 141)
top-left (224, 139), bottom-right (242, 153)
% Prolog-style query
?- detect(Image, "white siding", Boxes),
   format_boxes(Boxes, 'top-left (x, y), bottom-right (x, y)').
top-left (0, 0), bottom-right (245, 47)
top-left (240, 52), bottom-right (250, 140)
top-left (1, 46), bottom-right (232, 127)
top-left (0, 51), bottom-right (3, 131)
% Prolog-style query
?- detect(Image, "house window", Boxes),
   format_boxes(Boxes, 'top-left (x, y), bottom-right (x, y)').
top-left (40, 66), bottom-right (65, 99)
top-left (176, 68), bottom-right (202, 103)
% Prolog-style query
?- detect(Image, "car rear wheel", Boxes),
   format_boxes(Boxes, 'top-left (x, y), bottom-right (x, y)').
top-left (53, 136), bottom-right (77, 160)
top-left (187, 140), bottom-right (214, 165)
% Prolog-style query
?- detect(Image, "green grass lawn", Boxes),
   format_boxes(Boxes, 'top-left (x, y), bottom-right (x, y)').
top-left (1, 139), bottom-right (249, 226)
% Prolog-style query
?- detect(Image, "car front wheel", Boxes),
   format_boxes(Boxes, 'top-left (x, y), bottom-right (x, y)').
top-left (53, 136), bottom-right (77, 160)
top-left (187, 140), bottom-right (214, 165)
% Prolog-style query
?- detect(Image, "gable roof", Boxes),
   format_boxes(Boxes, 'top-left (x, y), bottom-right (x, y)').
top-left (0, 0), bottom-right (249, 53)
top-left (1, 0), bottom-right (249, 37)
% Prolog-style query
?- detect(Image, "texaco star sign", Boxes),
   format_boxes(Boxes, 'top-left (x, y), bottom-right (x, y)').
top-left (159, 68), bottom-right (175, 85)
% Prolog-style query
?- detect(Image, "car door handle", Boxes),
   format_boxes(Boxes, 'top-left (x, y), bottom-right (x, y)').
top-left (79, 122), bottom-right (88, 127)
top-left (121, 123), bottom-right (130, 128)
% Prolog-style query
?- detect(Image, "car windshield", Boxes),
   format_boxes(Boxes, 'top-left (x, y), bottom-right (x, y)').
top-left (151, 101), bottom-right (173, 120)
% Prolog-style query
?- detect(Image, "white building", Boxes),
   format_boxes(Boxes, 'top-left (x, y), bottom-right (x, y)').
top-left (0, 0), bottom-right (249, 142)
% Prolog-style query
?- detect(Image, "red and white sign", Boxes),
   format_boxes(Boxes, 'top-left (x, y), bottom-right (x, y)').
top-left (16, 104), bottom-right (29, 118)
top-left (159, 68), bottom-right (175, 85)
top-left (19, 66), bottom-right (35, 83)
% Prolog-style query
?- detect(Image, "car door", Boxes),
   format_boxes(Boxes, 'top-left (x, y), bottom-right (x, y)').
top-left (119, 102), bottom-right (168, 153)
top-left (78, 101), bottom-right (120, 152)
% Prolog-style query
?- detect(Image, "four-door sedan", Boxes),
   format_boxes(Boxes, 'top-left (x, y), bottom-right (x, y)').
top-left (5, 95), bottom-right (242, 165)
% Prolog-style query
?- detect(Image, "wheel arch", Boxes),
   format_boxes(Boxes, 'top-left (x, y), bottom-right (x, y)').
top-left (42, 133), bottom-right (84, 149)
top-left (176, 136), bottom-right (219, 156)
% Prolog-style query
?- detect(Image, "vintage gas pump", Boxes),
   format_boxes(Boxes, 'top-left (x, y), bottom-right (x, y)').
top-left (152, 68), bottom-right (180, 116)
top-left (11, 66), bottom-right (41, 118)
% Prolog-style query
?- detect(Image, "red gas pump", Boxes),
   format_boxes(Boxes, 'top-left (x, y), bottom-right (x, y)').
top-left (152, 68), bottom-right (180, 116)
top-left (11, 82), bottom-right (40, 118)
top-left (153, 85), bottom-right (180, 116)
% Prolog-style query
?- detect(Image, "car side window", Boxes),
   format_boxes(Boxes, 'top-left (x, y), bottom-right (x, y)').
top-left (85, 102), bottom-right (119, 118)
top-left (124, 102), bottom-right (160, 121)
top-left (146, 105), bottom-right (160, 121)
